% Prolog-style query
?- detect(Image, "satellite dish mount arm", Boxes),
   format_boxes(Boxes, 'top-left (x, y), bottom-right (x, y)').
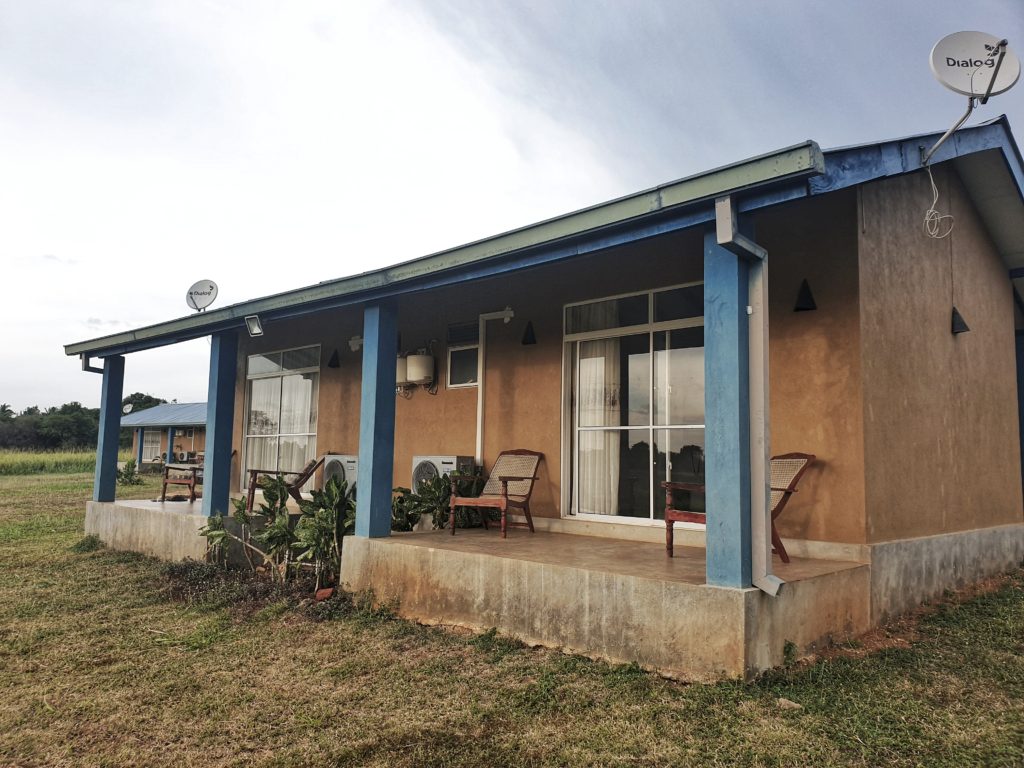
top-left (920, 97), bottom-right (976, 166)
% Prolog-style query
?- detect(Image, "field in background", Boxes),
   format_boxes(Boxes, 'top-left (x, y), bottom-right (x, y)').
top-left (0, 472), bottom-right (1022, 767)
top-left (0, 450), bottom-right (132, 476)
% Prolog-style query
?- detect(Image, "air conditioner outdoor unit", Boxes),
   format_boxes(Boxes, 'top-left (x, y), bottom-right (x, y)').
top-left (323, 454), bottom-right (359, 488)
top-left (411, 455), bottom-right (475, 490)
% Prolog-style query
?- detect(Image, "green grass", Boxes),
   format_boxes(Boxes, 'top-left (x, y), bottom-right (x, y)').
top-left (1, 472), bottom-right (1022, 767)
top-left (0, 449), bottom-right (133, 476)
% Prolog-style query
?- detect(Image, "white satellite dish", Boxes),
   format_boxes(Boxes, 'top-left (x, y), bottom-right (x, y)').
top-left (122, 403), bottom-right (133, 414)
top-left (930, 32), bottom-right (1020, 99)
top-left (186, 280), bottom-right (219, 312)
top-left (921, 33), bottom-right (1019, 169)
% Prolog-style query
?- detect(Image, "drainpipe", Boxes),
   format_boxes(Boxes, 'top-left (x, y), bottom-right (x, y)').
top-left (715, 196), bottom-right (783, 597)
top-left (475, 307), bottom-right (515, 466)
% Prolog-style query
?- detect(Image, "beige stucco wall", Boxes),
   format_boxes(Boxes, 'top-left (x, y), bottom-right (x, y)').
top-left (858, 165), bottom-right (1023, 543)
top-left (233, 228), bottom-right (704, 517)
top-left (758, 190), bottom-right (867, 544)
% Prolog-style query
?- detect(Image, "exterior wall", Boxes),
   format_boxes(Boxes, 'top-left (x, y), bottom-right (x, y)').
top-left (131, 427), bottom-right (207, 464)
top-left (757, 190), bottom-right (867, 544)
top-left (234, 229), bottom-right (705, 517)
top-left (859, 166), bottom-right (1024, 543)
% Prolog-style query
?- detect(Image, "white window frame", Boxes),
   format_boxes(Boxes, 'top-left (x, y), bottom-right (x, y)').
top-left (446, 344), bottom-right (479, 389)
top-left (141, 428), bottom-right (162, 463)
top-left (241, 344), bottom-right (321, 492)
top-left (560, 282), bottom-right (705, 527)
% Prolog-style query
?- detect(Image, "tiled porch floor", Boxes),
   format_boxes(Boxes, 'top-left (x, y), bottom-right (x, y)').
top-left (390, 527), bottom-right (864, 586)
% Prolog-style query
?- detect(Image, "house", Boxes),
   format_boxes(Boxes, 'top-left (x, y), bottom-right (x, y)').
top-left (65, 117), bottom-right (1024, 679)
top-left (121, 402), bottom-right (207, 467)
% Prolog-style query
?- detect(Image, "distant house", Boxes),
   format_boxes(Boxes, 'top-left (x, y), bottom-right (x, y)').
top-left (67, 118), bottom-right (1024, 679)
top-left (121, 402), bottom-right (206, 465)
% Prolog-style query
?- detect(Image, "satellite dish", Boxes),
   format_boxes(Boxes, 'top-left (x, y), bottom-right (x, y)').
top-left (122, 403), bottom-right (133, 414)
top-left (930, 32), bottom-right (1020, 98)
top-left (186, 280), bottom-right (219, 312)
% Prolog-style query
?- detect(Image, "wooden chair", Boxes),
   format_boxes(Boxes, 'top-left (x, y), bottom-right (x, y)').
top-left (245, 456), bottom-right (326, 514)
top-left (449, 449), bottom-right (543, 537)
top-left (161, 463), bottom-right (200, 503)
top-left (662, 452), bottom-right (816, 563)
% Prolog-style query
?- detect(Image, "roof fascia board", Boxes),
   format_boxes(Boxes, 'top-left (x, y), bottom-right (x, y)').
top-left (810, 118), bottom-right (1023, 198)
top-left (66, 144), bottom-right (822, 358)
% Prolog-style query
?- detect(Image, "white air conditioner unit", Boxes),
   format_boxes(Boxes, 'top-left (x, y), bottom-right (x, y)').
top-left (411, 455), bottom-right (475, 490)
top-left (323, 454), bottom-right (359, 488)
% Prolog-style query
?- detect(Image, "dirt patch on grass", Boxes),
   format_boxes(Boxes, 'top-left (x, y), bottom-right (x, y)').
top-left (809, 570), bottom-right (1020, 663)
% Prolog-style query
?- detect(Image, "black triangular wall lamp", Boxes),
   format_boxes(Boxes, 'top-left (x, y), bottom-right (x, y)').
top-left (951, 306), bottom-right (970, 334)
top-left (794, 279), bottom-right (817, 312)
top-left (327, 349), bottom-right (340, 368)
top-left (521, 320), bottom-right (537, 345)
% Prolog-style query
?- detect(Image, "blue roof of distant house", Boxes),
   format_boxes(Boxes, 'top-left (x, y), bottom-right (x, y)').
top-left (121, 402), bottom-right (207, 428)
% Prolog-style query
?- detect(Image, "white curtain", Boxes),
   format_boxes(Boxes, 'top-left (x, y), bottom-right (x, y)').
top-left (577, 338), bottom-right (621, 515)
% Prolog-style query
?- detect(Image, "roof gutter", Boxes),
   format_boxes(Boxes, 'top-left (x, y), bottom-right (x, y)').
top-left (65, 141), bottom-right (824, 359)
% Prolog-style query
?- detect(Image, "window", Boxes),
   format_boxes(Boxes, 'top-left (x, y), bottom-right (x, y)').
top-left (142, 429), bottom-right (162, 462)
top-left (564, 284), bottom-right (704, 522)
top-left (243, 346), bottom-right (320, 489)
top-left (446, 322), bottom-right (479, 388)
top-left (447, 346), bottom-right (478, 388)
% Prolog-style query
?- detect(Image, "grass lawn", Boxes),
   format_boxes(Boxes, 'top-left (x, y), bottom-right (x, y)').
top-left (1, 473), bottom-right (1022, 767)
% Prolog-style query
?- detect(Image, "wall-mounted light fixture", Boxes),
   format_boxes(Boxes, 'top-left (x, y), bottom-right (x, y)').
top-left (348, 335), bottom-right (363, 352)
top-left (951, 306), bottom-right (970, 334)
top-left (793, 279), bottom-right (817, 312)
top-left (521, 321), bottom-right (537, 345)
top-left (327, 349), bottom-right (340, 368)
top-left (244, 315), bottom-right (264, 337)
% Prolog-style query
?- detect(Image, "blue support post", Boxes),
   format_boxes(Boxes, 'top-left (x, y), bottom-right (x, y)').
top-left (166, 426), bottom-right (176, 463)
top-left (202, 331), bottom-right (238, 517)
top-left (703, 229), bottom-right (752, 588)
top-left (355, 302), bottom-right (398, 538)
top-left (93, 356), bottom-right (125, 502)
top-left (135, 428), bottom-right (144, 466)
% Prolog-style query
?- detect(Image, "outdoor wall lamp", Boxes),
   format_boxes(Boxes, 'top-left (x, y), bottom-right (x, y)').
top-left (521, 321), bottom-right (537, 345)
top-left (244, 315), bottom-right (264, 337)
top-left (951, 306), bottom-right (970, 334)
top-left (793, 279), bottom-right (817, 312)
top-left (348, 335), bottom-right (363, 352)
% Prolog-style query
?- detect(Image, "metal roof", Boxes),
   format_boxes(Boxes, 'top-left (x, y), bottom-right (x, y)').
top-left (120, 402), bottom-right (207, 428)
top-left (65, 117), bottom-right (1023, 359)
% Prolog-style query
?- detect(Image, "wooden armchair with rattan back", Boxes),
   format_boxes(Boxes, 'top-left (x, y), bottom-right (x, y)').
top-left (662, 452), bottom-right (816, 563)
top-left (244, 455), bottom-right (327, 514)
top-left (449, 449), bottom-right (543, 538)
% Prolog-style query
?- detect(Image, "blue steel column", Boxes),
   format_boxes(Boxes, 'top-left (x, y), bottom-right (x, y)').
top-left (166, 426), bottom-right (176, 463)
top-left (93, 355), bottom-right (125, 502)
top-left (135, 428), bottom-right (144, 466)
top-left (355, 302), bottom-right (398, 538)
top-left (703, 229), bottom-right (752, 588)
top-left (202, 331), bottom-right (238, 517)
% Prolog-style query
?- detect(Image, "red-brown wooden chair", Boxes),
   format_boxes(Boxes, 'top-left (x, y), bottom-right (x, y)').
top-left (662, 452), bottom-right (815, 563)
top-left (449, 449), bottom-right (543, 538)
top-left (245, 455), bottom-right (326, 514)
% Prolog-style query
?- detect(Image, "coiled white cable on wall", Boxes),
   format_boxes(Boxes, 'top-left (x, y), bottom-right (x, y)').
top-left (923, 164), bottom-right (954, 239)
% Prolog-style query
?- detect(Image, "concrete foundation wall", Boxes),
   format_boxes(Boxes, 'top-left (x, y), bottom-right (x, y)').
top-left (86, 501), bottom-right (209, 561)
top-left (869, 522), bottom-right (1024, 623)
top-left (340, 535), bottom-right (870, 680)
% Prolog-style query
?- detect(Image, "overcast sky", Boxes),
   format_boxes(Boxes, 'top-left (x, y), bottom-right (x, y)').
top-left (1, 1), bottom-right (1021, 411)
